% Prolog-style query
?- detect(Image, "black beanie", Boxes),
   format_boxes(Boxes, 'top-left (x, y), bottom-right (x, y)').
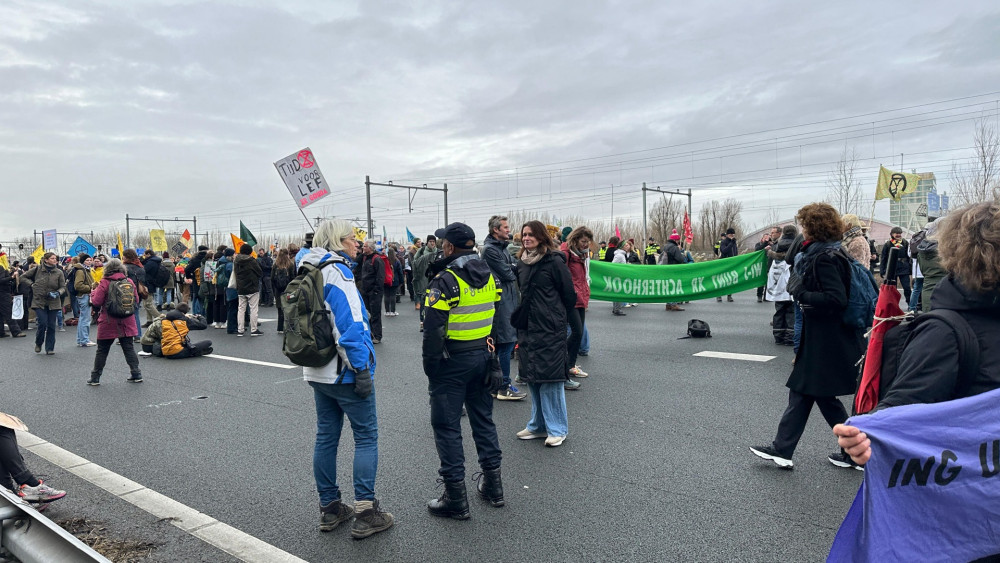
top-left (198, 245), bottom-right (209, 251)
top-left (224, 248), bottom-right (235, 257)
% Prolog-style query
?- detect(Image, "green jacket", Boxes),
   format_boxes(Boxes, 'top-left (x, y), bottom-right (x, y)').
top-left (22, 264), bottom-right (67, 310)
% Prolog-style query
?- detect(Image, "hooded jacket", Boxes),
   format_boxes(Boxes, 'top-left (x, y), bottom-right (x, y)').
top-left (482, 236), bottom-right (519, 344)
top-left (143, 255), bottom-right (164, 287)
top-left (560, 242), bottom-right (591, 309)
top-left (879, 276), bottom-right (1000, 409)
top-left (422, 251), bottom-right (497, 374)
top-left (656, 240), bottom-right (686, 265)
top-left (412, 245), bottom-right (437, 300)
top-left (233, 253), bottom-right (262, 295)
top-left (916, 236), bottom-right (947, 311)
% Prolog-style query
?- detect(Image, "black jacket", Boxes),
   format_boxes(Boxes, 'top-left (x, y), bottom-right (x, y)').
top-left (880, 239), bottom-right (911, 278)
top-left (719, 237), bottom-right (738, 258)
top-left (143, 255), bottom-right (163, 288)
top-left (357, 253), bottom-right (386, 295)
top-left (879, 277), bottom-right (1000, 409)
top-left (422, 252), bottom-right (494, 375)
top-left (0, 268), bottom-right (13, 295)
top-left (657, 240), bottom-right (686, 265)
top-left (516, 251), bottom-right (577, 384)
top-left (482, 236), bottom-right (519, 344)
top-left (257, 254), bottom-right (273, 276)
top-left (185, 251), bottom-right (207, 279)
top-left (602, 244), bottom-right (618, 262)
top-left (233, 254), bottom-right (262, 295)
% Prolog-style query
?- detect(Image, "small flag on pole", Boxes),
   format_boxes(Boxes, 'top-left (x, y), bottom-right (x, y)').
top-left (180, 229), bottom-right (192, 248)
top-left (683, 211), bottom-right (694, 245)
top-left (239, 221), bottom-right (258, 248)
top-left (875, 165), bottom-right (921, 201)
top-left (231, 233), bottom-right (257, 258)
top-left (406, 227), bottom-right (415, 244)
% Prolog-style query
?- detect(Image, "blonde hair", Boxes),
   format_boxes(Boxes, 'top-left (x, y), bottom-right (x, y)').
top-left (313, 219), bottom-right (355, 253)
top-left (841, 214), bottom-right (864, 231)
top-left (937, 202), bottom-right (1000, 292)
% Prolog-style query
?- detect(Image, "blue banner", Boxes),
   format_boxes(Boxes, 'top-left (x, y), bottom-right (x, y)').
top-left (927, 192), bottom-right (940, 214)
top-left (829, 387), bottom-right (1000, 562)
top-left (67, 236), bottom-right (96, 257)
top-left (406, 227), bottom-right (415, 244)
top-left (941, 194), bottom-right (950, 211)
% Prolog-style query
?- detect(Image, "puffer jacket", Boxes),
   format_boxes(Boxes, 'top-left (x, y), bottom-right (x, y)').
top-left (233, 254), bottom-right (262, 295)
top-left (21, 264), bottom-right (66, 310)
top-left (516, 251), bottom-right (577, 384)
top-left (482, 236), bottom-right (519, 344)
top-left (160, 310), bottom-right (190, 356)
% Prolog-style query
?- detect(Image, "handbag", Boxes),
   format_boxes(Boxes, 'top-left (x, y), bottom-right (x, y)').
top-left (509, 265), bottom-right (538, 330)
top-left (483, 337), bottom-right (504, 393)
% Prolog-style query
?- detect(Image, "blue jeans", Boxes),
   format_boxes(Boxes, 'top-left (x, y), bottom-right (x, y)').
top-left (497, 342), bottom-right (516, 387)
top-left (909, 278), bottom-right (924, 311)
top-left (133, 309), bottom-right (143, 339)
top-left (192, 291), bottom-right (204, 315)
top-left (56, 309), bottom-right (63, 328)
top-left (309, 381), bottom-right (379, 503)
top-left (580, 323), bottom-right (589, 354)
top-left (155, 287), bottom-right (174, 307)
top-left (76, 295), bottom-right (91, 345)
top-left (793, 301), bottom-right (803, 355)
top-left (33, 308), bottom-right (58, 352)
top-left (70, 292), bottom-right (80, 318)
top-left (526, 382), bottom-right (568, 438)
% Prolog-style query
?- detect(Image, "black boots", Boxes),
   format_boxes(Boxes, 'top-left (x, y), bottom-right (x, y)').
top-left (427, 480), bottom-right (470, 520)
top-left (475, 468), bottom-right (504, 507)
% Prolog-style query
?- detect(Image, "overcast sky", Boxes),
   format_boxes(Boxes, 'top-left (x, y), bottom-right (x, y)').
top-left (2, 0), bottom-right (999, 249)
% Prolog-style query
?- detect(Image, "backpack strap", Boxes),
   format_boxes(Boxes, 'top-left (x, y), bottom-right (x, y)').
top-left (911, 310), bottom-right (981, 399)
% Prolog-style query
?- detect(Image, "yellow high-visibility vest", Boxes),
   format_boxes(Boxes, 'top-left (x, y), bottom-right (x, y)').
top-left (428, 270), bottom-right (500, 341)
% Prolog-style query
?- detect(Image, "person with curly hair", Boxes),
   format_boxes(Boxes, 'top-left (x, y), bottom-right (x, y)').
top-left (750, 203), bottom-right (865, 470)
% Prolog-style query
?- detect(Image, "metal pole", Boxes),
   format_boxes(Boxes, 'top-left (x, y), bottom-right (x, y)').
top-left (443, 183), bottom-right (448, 226)
top-left (33, 230), bottom-right (37, 248)
top-left (642, 182), bottom-right (647, 248)
top-left (366, 175), bottom-right (373, 236)
top-left (125, 214), bottom-right (130, 247)
top-left (192, 217), bottom-right (198, 247)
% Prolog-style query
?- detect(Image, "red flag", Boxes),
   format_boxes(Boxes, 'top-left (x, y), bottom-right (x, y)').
top-left (614, 225), bottom-right (621, 239)
top-left (180, 229), bottom-right (192, 248)
top-left (854, 284), bottom-right (905, 414)
top-left (682, 211), bottom-right (694, 245)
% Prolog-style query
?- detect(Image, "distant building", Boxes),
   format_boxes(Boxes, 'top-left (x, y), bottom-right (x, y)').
top-left (889, 172), bottom-right (936, 232)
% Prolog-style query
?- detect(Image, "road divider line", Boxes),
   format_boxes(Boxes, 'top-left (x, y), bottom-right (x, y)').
top-left (206, 354), bottom-right (298, 369)
top-left (18, 430), bottom-right (307, 563)
top-left (693, 351), bottom-right (776, 362)
top-left (274, 376), bottom-right (303, 384)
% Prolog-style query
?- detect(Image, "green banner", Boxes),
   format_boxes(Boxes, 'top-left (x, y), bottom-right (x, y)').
top-left (588, 251), bottom-right (767, 303)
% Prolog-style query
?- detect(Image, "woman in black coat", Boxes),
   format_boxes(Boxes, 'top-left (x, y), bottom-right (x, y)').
top-left (515, 220), bottom-right (577, 448)
top-left (750, 203), bottom-right (865, 470)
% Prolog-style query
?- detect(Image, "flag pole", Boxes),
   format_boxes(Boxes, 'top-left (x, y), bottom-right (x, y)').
top-left (298, 208), bottom-right (314, 230)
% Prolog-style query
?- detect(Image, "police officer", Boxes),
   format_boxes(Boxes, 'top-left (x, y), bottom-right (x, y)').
top-left (423, 223), bottom-right (504, 519)
top-left (644, 237), bottom-right (660, 265)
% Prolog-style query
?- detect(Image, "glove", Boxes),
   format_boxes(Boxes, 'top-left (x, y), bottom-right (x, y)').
top-left (353, 369), bottom-right (373, 399)
top-left (48, 291), bottom-right (60, 299)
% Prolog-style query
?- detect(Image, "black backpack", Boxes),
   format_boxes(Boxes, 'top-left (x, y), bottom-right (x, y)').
top-left (154, 264), bottom-right (171, 287)
top-left (679, 319), bottom-right (712, 339)
top-left (106, 278), bottom-right (138, 318)
top-left (876, 310), bottom-right (981, 401)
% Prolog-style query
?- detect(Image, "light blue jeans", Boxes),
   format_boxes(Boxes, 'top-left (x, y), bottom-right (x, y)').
top-left (76, 295), bottom-right (91, 345)
top-left (310, 381), bottom-right (379, 503)
top-left (526, 382), bottom-right (568, 438)
top-left (909, 278), bottom-right (924, 312)
top-left (580, 323), bottom-right (590, 354)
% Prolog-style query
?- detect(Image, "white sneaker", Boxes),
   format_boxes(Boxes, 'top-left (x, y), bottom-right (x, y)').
top-left (137, 351), bottom-right (152, 357)
top-left (516, 429), bottom-right (547, 440)
top-left (569, 366), bottom-right (588, 377)
top-left (545, 436), bottom-right (566, 447)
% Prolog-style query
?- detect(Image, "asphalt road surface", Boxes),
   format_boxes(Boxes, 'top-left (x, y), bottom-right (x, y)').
top-left (0, 289), bottom-right (863, 562)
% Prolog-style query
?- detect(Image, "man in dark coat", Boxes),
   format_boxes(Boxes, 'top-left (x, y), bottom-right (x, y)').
top-left (256, 250), bottom-right (274, 307)
top-left (0, 265), bottom-right (24, 338)
top-left (357, 240), bottom-right (385, 343)
top-left (657, 231), bottom-right (687, 312)
top-left (481, 216), bottom-right (526, 401)
top-left (233, 244), bottom-right (263, 336)
top-left (717, 228), bottom-right (738, 302)
top-left (880, 226), bottom-right (912, 302)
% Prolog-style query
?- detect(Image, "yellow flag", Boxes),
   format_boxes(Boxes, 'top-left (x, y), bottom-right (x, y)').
top-left (875, 165), bottom-right (921, 201)
top-left (116, 233), bottom-right (124, 256)
top-left (230, 234), bottom-right (257, 258)
top-left (0, 253), bottom-right (8, 271)
top-left (149, 229), bottom-right (168, 252)
top-left (354, 227), bottom-right (368, 242)
top-left (31, 245), bottom-right (44, 263)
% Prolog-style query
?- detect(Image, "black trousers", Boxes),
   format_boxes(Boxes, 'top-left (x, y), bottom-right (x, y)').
top-left (203, 295), bottom-right (216, 325)
top-left (428, 348), bottom-right (502, 482)
top-left (772, 301), bottom-right (795, 344)
top-left (167, 340), bottom-right (213, 359)
top-left (365, 290), bottom-right (383, 339)
top-left (894, 274), bottom-right (912, 303)
top-left (405, 271), bottom-right (414, 301)
top-left (260, 275), bottom-right (273, 306)
top-left (92, 337), bottom-right (141, 378)
top-left (18, 290), bottom-right (32, 330)
top-left (0, 427), bottom-right (36, 491)
top-left (772, 389), bottom-right (848, 458)
top-left (276, 304), bottom-right (285, 332)
top-left (0, 292), bottom-right (20, 336)
top-left (383, 289), bottom-right (397, 313)
top-left (567, 308), bottom-right (586, 368)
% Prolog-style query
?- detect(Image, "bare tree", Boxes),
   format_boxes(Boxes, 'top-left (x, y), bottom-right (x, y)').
top-left (696, 198), bottom-right (743, 254)
top-left (951, 118), bottom-right (1000, 205)
top-left (648, 195), bottom-right (684, 245)
top-left (826, 144), bottom-right (863, 215)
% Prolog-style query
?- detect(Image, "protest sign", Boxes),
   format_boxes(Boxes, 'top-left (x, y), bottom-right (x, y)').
top-left (354, 227), bottom-right (367, 242)
top-left (274, 147), bottom-right (331, 208)
top-left (11, 295), bottom-right (23, 320)
top-left (149, 229), bottom-right (168, 252)
top-left (42, 229), bottom-right (57, 251)
top-left (829, 387), bottom-right (1000, 562)
top-left (587, 251), bottom-right (766, 303)
top-left (170, 241), bottom-right (187, 256)
top-left (68, 236), bottom-right (96, 257)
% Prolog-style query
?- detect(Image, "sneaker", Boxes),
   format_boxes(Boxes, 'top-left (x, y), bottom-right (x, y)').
top-left (277, 330), bottom-right (284, 334)
top-left (87, 378), bottom-right (101, 386)
top-left (18, 481), bottom-right (67, 503)
top-left (128, 375), bottom-right (143, 383)
top-left (250, 329), bottom-right (263, 337)
top-left (45, 351), bottom-right (54, 355)
top-left (58, 327), bottom-right (66, 332)
top-left (351, 499), bottom-right (394, 539)
top-left (749, 445), bottom-right (794, 469)
top-left (623, 304), bottom-right (633, 308)
top-left (516, 429), bottom-right (547, 440)
top-left (612, 311), bottom-right (626, 316)
top-left (372, 338), bottom-right (381, 344)
top-left (80, 341), bottom-right (96, 347)
top-left (496, 385), bottom-right (527, 401)
top-left (319, 499), bottom-right (354, 532)
top-left (578, 351), bottom-right (588, 356)
top-left (828, 451), bottom-right (864, 471)
top-left (545, 435), bottom-right (566, 447)
top-left (137, 350), bottom-right (153, 357)
top-left (237, 331), bottom-right (245, 337)
top-left (35, 344), bottom-right (41, 353)
top-left (564, 379), bottom-right (581, 391)
top-left (569, 366), bottom-right (588, 378)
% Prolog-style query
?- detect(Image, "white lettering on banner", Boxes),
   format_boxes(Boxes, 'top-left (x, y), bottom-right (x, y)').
top-left (622, 278), bottom-right (632, 293)
top-left (711, 270), bottom-right (739, 289)
top-left (743, 262), bottom-right (763, 280)
top-left (691, 277), bottom-right (706, 292)
top-left (273, 147), bottom-right (332, 209)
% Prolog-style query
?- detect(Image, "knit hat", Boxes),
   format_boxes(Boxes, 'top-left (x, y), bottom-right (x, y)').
top-left (725, 228), bottom-right (736, 235)
top-left (669, 229), bottom-right (680, 241)
top-left (561, 226), bottom-right (573, 241)
top-left (198, 245), bottom-right (209, 251)
top-left (224, 248), bottom-right (235, 257)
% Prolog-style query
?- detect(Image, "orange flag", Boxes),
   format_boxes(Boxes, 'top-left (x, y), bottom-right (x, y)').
top-left (230, 233), bottom-right (257, 258)
top-left (180, 229), bottom-right (192, 248)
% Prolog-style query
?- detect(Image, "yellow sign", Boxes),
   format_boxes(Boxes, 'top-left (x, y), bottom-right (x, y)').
top-left (31, 245), bottom-right (44, 263)
top-left (354, 227), bottom-right (368, 242)
top-left (149, 229), bottom-right (168, 252)
top-left (875, 165), bottom-right (921, 201)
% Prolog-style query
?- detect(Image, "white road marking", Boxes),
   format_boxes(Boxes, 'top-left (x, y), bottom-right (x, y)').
top-left (17, 430), bottom-right (307, 563)
top-left (274, 376), bottom-right (303, 384)
top-left (693, 351), bottom-right (776, 362)
top-left (205, 354), bottom-right (297, 369)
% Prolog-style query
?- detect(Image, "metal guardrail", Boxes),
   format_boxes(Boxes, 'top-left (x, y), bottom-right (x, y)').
top-left (0, 487), bottom-right (109, 563)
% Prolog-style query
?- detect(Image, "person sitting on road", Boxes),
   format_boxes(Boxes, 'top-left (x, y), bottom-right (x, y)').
top-left (139, 302), bottom-right (210, 358)
top-left (1, 413), bottom-right (66, 505)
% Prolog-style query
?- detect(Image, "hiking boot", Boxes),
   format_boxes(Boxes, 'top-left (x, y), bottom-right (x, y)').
top-left (427, 480), bottom-right (470, 520)
top-left (516, 428), bottom-right (547, 440)
top-left (18, 481), bottom-right (67, 503)
top-left (564, 379), bottom-right (581, 391)
top-left (749, 445), bottom-right (794, 469)
top-left (319, 498), bottom-right (354, 532)
top-left (496, 385), bottom-right (527, 401)
top-left (351, 499), bottom-right (394, 539)
top-left (569, 366), bottom-right (588, 378)
top-left (828, 451), bottom-right (864, 471)
top-left (473, 468), bottom-right (504, 507)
